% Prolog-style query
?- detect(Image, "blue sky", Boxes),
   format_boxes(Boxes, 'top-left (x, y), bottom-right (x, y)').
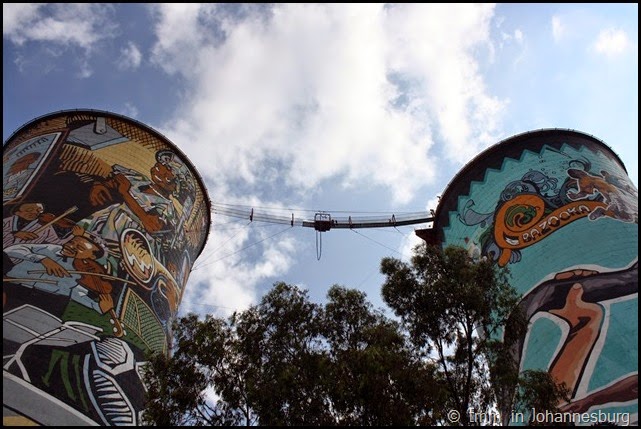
top-left (3, 3), bottom-right (638, 318)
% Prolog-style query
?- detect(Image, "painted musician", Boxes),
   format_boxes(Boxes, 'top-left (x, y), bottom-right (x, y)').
top-left (80, 157), bottom-right (181, 270)
top-left (3, 226), bottom-right (124, 336)
top-left (87, 162), bottom-right (178, 234)
top-left (3, 202), bottom-right (71, 248)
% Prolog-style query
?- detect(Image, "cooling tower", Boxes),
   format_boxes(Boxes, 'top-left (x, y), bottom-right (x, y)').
top-left (422, 129), bottom-right (638, 424)
top-left (3, 110), bottom-right (211, 425)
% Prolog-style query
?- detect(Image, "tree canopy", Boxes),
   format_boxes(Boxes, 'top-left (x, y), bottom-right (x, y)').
top-left (142, 244), bottom-right (568, 426)
top-left (381, 243), bottom-right (569, 425)
top-left (143, 282), bottom-right (442, 426)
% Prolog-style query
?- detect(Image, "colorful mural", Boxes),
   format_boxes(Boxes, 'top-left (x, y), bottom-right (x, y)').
top-left (3, 110), bottom-right (210, 425)
top-left (429, 129), bottom-right (638, 424)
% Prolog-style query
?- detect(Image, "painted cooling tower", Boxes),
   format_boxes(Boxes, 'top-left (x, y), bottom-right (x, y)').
top-left (3, 110), bottom-right (211, 425)
top-left (423, 129), bottom-right (638, 424)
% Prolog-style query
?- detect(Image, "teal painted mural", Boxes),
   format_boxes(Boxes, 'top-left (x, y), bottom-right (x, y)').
top-left (3, 110), bottom-right (210, 425)
top-left (434, 130), bottom-right (638, 424)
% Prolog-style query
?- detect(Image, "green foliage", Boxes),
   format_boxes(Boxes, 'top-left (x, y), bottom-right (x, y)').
top-left (322, 286), bottom-right (443, 426)
top-left (512, 370), bottom-right (572, 426)
top-left (143, 243), bottom-right (569, 426)
top-left (232, 282), bottom-right (330, 426)
top-left (381, 243), bottom-right (563, 425)
top-left (142, 313), bottom-right (243, 426)
top-left (142, 282), bottom-right (440, 426)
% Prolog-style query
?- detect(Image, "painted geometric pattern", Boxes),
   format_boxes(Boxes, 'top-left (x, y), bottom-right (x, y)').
top-left (121, 290), bottom-right (166, 354)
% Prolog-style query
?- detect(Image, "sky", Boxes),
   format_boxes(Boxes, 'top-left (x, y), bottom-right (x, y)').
top-left (3, 3), bottom-right (638, 319)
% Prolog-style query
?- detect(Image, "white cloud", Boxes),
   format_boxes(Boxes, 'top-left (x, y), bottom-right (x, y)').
top-left (181, 223), bottom-right (298, 317)
top-left (551, 15), bottom-right (565, 42)
top-left (151, 4), bottom-right (504, 196)
top-left (3, 3), bottom-right (42, 38)
top-left (382, 3), bottom-right (505, 163)
top-left (3, 3), bottom-right (117, 50)
top-left (592, 28), bottom-right (630, 57)
top-left (121, 102), bottom-right (140, 119)
top-left (117, 42), bottom-right (142, 70)
top-left (398, 195), bottom-right (439, 261)
top-left (146, 3), bottom-right (505, 312)
top-left (77, 58), bottom-right (93, 79)
top-left (149, 3), bottom-right (214, 75)
top-left (514, 29), bottom-right (524, 44)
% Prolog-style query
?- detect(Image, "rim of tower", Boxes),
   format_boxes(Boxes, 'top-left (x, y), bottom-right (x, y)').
top-left (431, 127), bottom-right (630, 235)
top-left (3, 108), bottom-right (213, 260)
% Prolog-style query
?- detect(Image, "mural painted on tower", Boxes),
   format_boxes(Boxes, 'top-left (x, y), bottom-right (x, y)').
top-left (431, 130), bottom-right (638, 424)
top-left (3, 111), bottom-right (210, 425)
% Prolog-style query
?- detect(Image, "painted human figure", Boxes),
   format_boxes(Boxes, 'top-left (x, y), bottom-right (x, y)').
top-left (3, 202), bottom-right (69, 248)
top-left (548, 269), bottom-right (638, 416)
top-left (567, 168), bottom-right (638, 223)
top-left (88, 161), bottom-right (178, 233)
top-left (3, 202), bottom-right (76, 273)
top-left (79, 159), bottom-right (180, 272)
top-left (4, 228), bottom-right (124, 336)
top-left (510, 264), bottom-right (638, 420)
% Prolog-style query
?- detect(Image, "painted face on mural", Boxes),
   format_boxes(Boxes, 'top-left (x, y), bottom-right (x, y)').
top-left (151, 162), bottom-right (177, 193)
top-left (14, 203), bottom-right (44, 221)
top-left (61, 236), bottom-right (101, 259)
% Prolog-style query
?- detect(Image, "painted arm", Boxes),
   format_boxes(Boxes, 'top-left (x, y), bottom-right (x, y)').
top-left (4, 243), bottom-right (70, 277)
top-left (548, 282), bottom-right (604, 397)
top-left (112, 173), bottom-right (165, 232)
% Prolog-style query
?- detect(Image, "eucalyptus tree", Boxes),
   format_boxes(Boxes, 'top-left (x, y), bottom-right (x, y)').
top-left (142, 282), bottom-right (440, 426)
top-left (380, 243), bottom-right (569, 425)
